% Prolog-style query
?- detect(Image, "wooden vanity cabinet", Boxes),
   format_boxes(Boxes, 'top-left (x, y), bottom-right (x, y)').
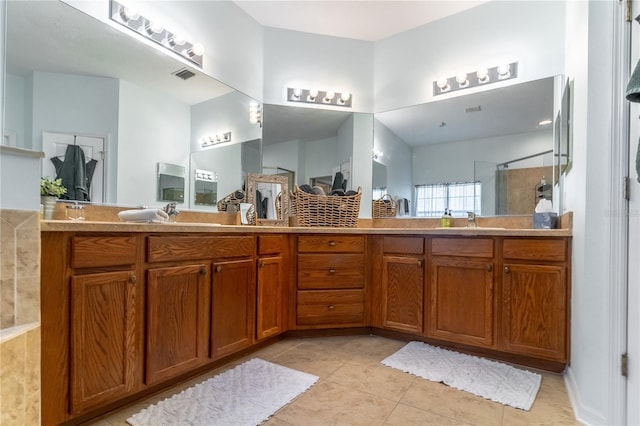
top-left (500, 238), bottom-right (569, 362)
top-left (295, 235), bottom-right (366, 328)
top-left (41, 233), bottom-right (144, 425)
top-left (256, 235), bottom-right (288, 341)
top-left (371, 236), bottom-right (425, 334)
top-left (427, 237), bottom-right (496, 348)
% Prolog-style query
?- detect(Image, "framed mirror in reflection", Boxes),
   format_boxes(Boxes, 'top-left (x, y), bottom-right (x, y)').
top-left (246, 173), bottom-right (289, 226)
top-left (374, 75), bottom-right (565, 217)
top-left (5, 1), bottom-right (261, 209)
top-left (157, 163), bottom-right (185, 203)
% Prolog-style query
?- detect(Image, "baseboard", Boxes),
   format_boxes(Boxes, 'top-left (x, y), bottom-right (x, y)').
top-left (564, 367), bottom-right (607, 425)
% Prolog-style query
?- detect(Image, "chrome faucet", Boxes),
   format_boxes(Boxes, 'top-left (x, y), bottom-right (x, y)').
top-left (163, 203), bottom-right (179, 220)
top-left (467, 211), bottom-right (477, 228)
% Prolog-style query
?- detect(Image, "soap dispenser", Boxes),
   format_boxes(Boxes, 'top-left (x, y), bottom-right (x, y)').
top-left (440, 209), bottom-right (451, 228)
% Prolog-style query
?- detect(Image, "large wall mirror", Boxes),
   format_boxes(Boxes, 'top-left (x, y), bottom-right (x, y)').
top-left (4, 0), bottom-right (261, 209)
top-left (374, 75), bottom-right (564, 217)
top-left (261, 104), bottom-right (368, 193)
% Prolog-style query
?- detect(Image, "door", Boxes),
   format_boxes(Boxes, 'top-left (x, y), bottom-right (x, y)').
top-left (146, 264), bottom-right (210, 385)
top-left (381, 255), bottom-right (424, 334)
top-left (42, 131), bottom-right (106, 202)
top-left (256, 256), bottom-right (283, 340)
top-left (69, 271), bottom-right (137, 413)
top-left (428, 257), bottom-right (494, 348)
top-left (211, 258), bottom-right (255, 359)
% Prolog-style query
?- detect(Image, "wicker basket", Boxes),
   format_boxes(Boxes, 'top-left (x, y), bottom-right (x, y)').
top-left (372, 194), bottom-right (398, 218)
top-left (292, 186), bottom-right (361, 227)
top-left (217, 190), bottom-right (245, 213)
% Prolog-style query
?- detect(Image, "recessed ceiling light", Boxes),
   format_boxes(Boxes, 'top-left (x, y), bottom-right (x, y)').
top-left (538, 119), bottom-right (553, 126)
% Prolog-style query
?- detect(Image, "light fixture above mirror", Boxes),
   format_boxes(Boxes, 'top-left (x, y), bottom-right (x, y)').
top-left (434, 62), bottom-right (518, 96)
top-left (110, 0), bottom-right (204, 67)
top-left (287, 88), bottom-right (352, 107)
top-left (201, 132), bottom-right (232, 148)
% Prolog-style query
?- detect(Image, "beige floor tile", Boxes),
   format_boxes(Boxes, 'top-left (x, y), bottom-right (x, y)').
top-left (384, 403), bottom-right (472, 425)
top-left (269, 343), bottom-right (346, 378)
top-left (327, 361), bottom-right (415, 402)
top-left (274, 380), bottom-right (397, 426)
top-left (335, 335), bottom-right (408, 365)
top-left (263, 415), bottom-right (295, 426)
top-left (401, 377), bottom-right (504, 426)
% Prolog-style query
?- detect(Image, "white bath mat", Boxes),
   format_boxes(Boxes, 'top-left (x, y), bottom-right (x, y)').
top-left (381, 341), bottom-right (541, 410)
top-left (127, 358), bottom-right (319, 426)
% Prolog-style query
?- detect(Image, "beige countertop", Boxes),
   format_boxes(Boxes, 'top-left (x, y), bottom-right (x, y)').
top-left (40, 220), bottom-right (572, 237)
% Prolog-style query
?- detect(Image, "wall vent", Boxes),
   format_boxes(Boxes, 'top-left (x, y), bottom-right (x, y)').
top-left (172, 68), bottom-right (196, 80)
top-left (465, 105), bottom-right (482, 113)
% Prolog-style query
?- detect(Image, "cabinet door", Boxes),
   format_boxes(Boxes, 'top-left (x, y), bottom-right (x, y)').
top-left (256, 256), bottom-right (282, 340)
top-left (70, 270), bottom-right (137, 413)
top-left (502, 263), bottom-right (567, 361)
top-left (381, 255), bottom-right (424, 334)
top-left (146, 264), bottom-right (210, 385)
top-left (211, 258), bottom-right (255, 359)
top-left (428, 258), bottom-right (494, 348)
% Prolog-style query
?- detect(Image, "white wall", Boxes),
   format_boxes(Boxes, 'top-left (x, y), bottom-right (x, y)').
top-left (117, 79), bottom-right (190, 207)
top-left (4, 73), bottom-right (25, 147)
top-left (63, 0), bottom-right (264, 100)
top-left (263, 27), bottom-right (374, 112)
top-left (374, 1), bottom-right (566, 113)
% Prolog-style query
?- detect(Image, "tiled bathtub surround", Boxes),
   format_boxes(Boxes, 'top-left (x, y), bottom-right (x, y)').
top-left (0, 209), bottom-right (41, 425)
top-left (1, 209), bottom-right (40, 329)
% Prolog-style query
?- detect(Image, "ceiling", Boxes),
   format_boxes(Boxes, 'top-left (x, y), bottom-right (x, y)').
top-left (233, 1), bottom-right (489, 41)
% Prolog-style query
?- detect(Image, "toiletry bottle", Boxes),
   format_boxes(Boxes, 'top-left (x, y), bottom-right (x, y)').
top-left (440, 209), bottom-right (450, 228)
top-left (445, 209), bottom-right (453, 227)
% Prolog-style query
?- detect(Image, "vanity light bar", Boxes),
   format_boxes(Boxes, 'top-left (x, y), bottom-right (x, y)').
top-left (433, 62), bottom-right (518, 96)
top-left (110, 0), bottom-right (204, 67)
top-left (287, 88), bottom-right (352, 108)
top-left (201, 132), bottom-right (232, 148)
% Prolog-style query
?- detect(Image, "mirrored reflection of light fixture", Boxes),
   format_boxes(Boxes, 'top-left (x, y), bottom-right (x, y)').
top-left (433, 62), bottom-right (518, 96)
top-left (538, 119), bottom-right (553, 126)
top-left (249, 101), bottom-right (262, 127)
top-left (201, 132), bottom-right (232, 148)
top-left (110, 0), bottom-right (204, 67)
top-left (287, 88), bottom-right (353, 107)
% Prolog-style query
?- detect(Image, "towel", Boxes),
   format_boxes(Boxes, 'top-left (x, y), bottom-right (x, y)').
top-left (56, 145), bottom-right (89, 201)
top-left (118, 209), bottom-right (169, 223)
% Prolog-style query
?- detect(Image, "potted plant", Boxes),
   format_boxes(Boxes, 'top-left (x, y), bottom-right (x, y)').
top-left (40, 177), bottom-right (66, 219)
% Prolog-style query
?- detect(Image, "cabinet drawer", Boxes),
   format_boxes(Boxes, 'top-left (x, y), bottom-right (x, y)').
top-left (296, 290), bottom-right (364, 325)
top-left (298, 254), bottom-right (364, 289)
top-left (383, 236), bottom-right (424, 254)
top-left (72, 236), bottom-right (137, 268)
top-left (148, 236), bottom-right (254, 262)
top-left (503, 239), bottom-right (567, 262)
top-left (258, 235), bottom-right (285, 255)
top-left (298, 235), bottom-right (364, 253)
top-left (431, 238), bottom-right (494, 258)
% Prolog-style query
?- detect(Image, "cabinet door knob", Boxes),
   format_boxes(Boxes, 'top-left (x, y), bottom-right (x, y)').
top-left (486, 264), bottom-right (493, 272)
top-left (418, 260), bottom-right (423, 268)
top-left (260, 261), bottom-right (265, 268)
top-left (200, 267), bottom-right (206, 275)
top-left (327, 304), bottom-right (335, 310)
top-left (329, 268), bottom-right (336, 274)
top-left (504, 266), bottom-right (510, 273)
top-left (329, 241), bottom-right (336, 247)
top-left (129, 274), bottom-right (137, 284)
top-left (216, 265), bottom-right (222, 273)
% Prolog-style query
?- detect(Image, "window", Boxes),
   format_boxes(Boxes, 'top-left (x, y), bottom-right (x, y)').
top-left (415, 181), bottom-right (481, 217)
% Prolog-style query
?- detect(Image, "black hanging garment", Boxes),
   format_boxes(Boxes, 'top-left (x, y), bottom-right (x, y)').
top-left (625, 59), bottom-right (640, 182)
top-left (51, 145), bottom-right (90, 201)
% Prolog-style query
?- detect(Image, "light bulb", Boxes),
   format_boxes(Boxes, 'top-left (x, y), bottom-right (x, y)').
top-left (191, 43), bottom-right (204, 56)
top-left (340, 92), bottom-right (351, 102)
top-left (497, 63), bottom-right (511, 78)
top-left (436, 77), bottom-right (449, 91)
top-left (145, 20), bottom-right (163, 35)
top-left (121, 6), bottom-right (140, 21)
top-left (169, 33), bottom-right (186, 46)
top-left (456, 72), bottom-right (468, 86)
top-left (292, 88), bottom-right (302, 99)
top-left (324, 90), bottom-right (335, 101)
top-left (308, 89), bottom-right (319, 99)
top-left (476, 68), bottom-right (489, 83)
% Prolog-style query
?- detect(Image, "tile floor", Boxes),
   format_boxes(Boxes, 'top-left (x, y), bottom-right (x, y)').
top-left (88, 335), bottom-right (579, 426)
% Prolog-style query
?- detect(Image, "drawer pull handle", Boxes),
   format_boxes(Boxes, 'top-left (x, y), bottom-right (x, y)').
top-left (328, 305), bottom-right (335, 310)
top-left (200, 267), bottom-right (206, 275)
top-left (329, 269), bottom-right (336, 274)
top-left (504, 266), bottom-right (510, 273)
top-left (216, 265), bottom-right (222, 273)
top-left (418, 260), bottom-right (423, 268)
top-left (129, 274), bottom-right (137, 284)
top-left (486, 264), bottom-right (493, 272)
top-left (329, 241), bottom-right (336, 247)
